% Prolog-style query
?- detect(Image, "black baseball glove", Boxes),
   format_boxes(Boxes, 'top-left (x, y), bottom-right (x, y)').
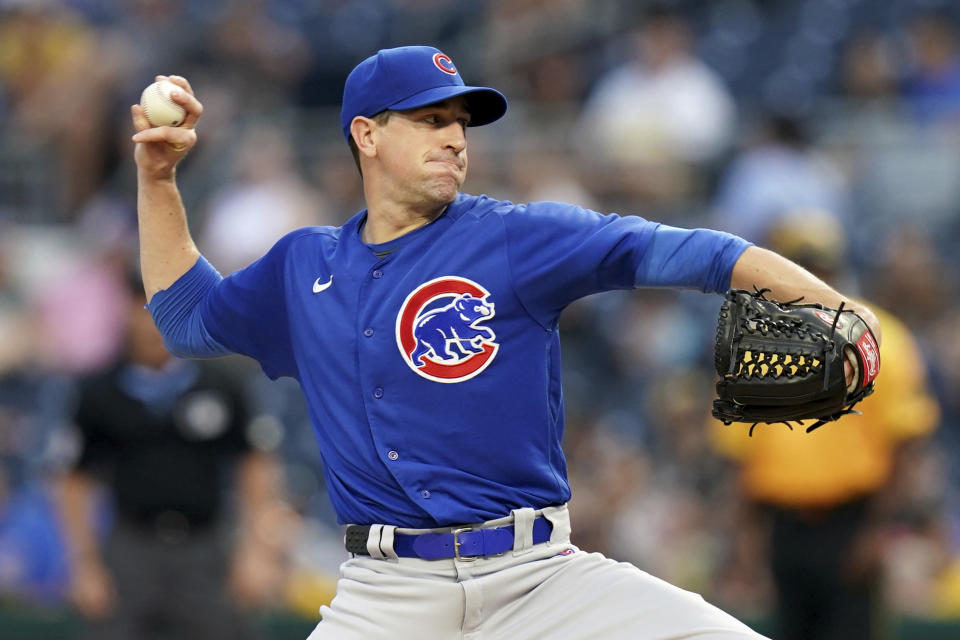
top-left (712, 288), bottom-right (880, 434)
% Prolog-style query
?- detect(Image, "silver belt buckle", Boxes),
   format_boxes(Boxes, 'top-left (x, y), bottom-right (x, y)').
top-left (452, 527), bottom-right (477, 562)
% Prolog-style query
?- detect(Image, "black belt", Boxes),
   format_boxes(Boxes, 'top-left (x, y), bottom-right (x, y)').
top-left (345, 517), bottom-right (553, 561)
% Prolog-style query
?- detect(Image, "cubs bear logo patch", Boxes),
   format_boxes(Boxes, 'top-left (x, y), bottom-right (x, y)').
top-left (396, 277), bottom-right (498, 383)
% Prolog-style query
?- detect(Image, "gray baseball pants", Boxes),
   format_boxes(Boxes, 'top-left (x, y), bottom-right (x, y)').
top-left (307, 504), bottom-right (769, 639)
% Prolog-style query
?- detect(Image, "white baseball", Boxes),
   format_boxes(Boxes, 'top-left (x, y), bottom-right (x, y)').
top-left (140, 79), bottom-right (187, 127)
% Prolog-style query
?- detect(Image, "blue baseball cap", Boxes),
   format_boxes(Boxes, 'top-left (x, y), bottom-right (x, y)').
top-left (340, 46), bottom-right (507, 142)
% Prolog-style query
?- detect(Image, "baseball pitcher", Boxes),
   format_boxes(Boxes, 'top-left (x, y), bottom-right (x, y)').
top-left (131, 46), bottom-right (881, 639)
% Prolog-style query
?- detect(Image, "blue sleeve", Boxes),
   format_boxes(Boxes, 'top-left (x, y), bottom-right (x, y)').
top-left (146, 256), bottom-right (232, 358)
top-left (199, 236), bottom-right (297, 380)
top-left (147, 237), bottom-right (298, 380)
top-left (501, 202), bottom-right (751, 324)
top-left (636, 224), bottom-right (752, 292)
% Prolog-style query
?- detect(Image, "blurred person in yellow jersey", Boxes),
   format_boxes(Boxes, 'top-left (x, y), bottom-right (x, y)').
top-left (710, 210), bottom-right (940, 640)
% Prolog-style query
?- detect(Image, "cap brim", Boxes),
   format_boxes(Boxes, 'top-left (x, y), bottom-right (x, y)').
top-left (389, 85), bottom-right (507, 127)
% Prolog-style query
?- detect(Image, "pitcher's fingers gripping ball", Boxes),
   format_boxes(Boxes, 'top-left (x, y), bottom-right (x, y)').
top-left (140, 79), bottom-right (187, 128)
top-left (712, 288), bottom-right (880, 434)
top-left (132, 76), bottom-right (202, 155)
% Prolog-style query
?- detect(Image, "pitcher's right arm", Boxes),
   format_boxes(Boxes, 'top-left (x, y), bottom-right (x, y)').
top-left (130, 74), bottom-right (204, 301)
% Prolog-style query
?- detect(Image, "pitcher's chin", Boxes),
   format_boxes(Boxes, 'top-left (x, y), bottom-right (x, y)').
top-left (426, 178), bottom-right (461, 205)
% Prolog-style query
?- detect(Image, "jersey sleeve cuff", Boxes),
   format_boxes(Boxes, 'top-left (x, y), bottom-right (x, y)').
top-left (714, 236), bottom-right (753, 293)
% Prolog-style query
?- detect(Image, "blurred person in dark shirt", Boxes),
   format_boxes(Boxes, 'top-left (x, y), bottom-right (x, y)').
top-left (55, 273), bottom-right (288, 639)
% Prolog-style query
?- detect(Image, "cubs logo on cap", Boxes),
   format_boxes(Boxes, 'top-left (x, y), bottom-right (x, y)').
top-left (395, 277), bottom-right (498, 383)
top-left (433, 53), bottom-right (457, 75)
top-left (341, 46), bottom-right (508, 141)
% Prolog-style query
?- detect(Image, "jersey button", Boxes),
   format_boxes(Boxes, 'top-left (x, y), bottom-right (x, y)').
top-left (387, 450), bottom-right (399, 461)
top-left (363, 328), bottom-right (374, 337)
top-left (372, 269), bottom-right (383, 279)
top-left (420, 490), bottom-right (431, 499)
top-left (373, 387), bottom-right (384, 398)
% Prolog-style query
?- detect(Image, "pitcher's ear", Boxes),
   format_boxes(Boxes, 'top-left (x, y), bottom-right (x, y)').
top-left (351, 116), bottom-right (377, 158)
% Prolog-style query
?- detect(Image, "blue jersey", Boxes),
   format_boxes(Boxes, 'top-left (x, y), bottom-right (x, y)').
top-left (149, 194), bottom-right (750, 528)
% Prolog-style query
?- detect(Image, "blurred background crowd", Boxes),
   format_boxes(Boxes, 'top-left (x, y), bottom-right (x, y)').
top-left (2, 0), bottom-right (960, 637)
